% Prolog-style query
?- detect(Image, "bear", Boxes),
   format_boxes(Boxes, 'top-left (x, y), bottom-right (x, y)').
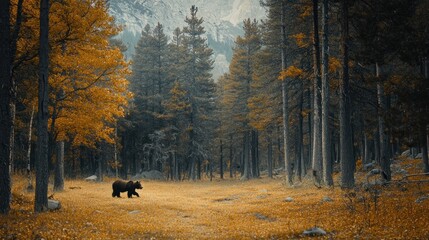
top-left (112, 180), bottom-right (143, 198)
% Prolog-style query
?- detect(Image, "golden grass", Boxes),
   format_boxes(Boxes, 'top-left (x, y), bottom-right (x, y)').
top-left (2, 158), bottom-right (429, 239)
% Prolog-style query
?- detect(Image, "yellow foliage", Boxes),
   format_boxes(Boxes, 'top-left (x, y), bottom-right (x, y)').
top-left (291, 33), bottom-right (308, 48)
top-left (13, 0), bottom-right (131, 146)
top-left (278, 66), bottom-right (304, 81)
top-left (329, 56), bottom-right (342, 73)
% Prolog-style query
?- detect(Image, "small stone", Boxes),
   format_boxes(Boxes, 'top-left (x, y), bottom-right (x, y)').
top-left (303, 227), bottom-right (327, 236)
top-left (129, 210), bottom-right (141, 214)
top-left (416, 195), bottom-right (429, 203)
top-left (85, 175), bottom-right (97, 181)
top-left (284, 197), bottom-right (293, 202)
top-left (322, 196), bottom-right (333, 202)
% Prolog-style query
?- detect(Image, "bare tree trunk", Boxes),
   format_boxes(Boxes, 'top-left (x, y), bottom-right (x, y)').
top-left (27, 106), bottom-right (35, 190)
top-left (0, 0), bottom-right (12, 215)
top-left (35, 0), bottom-right (50, 212)
top-left (241, 131), bottom-right (251, 180)
top-left (54, 141), bottom-right (64, 191)
top-left (339, 0), bottom-right (355, 188)
top-left (114, 125), bottom-right (118, 178)
top-left (421, 126), bottom-right (429, 173)
top-left (220, 140), bottom-right (224, 179)
top-left (280, 1), bottom-right (293, 185)
top-left (376, 63), bottom-right (391, 181)
top-left (229, 135), bottom-right (233, 178)
top-left (321, 0), bottom-right (332, 186)
top-left (267, 132), bottom-right (273, 178)
top-left (311, 0), bottom-right (323, 186)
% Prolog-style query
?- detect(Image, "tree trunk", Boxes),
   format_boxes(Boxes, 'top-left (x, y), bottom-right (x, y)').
top-left (296, 89), bottom-right (304, 181)
top-left (35, 0), bottom-right (50, 212)
top-left (0, 0), bottom-right (12, 215)
top-left (311, 0), bottom-right (323, 186)
top-left (27, 106), bottom-right (35, 190)
top-left (220, 140), bottom-right (224, 179)
top-left (267, 132), bottom-right (273, 178)
top-left (321, 0), bottom-right (332, 186)
top-left (421, 126), bottom-right (429, 173)
top-left (241, 131), bottom-right (251, 180)
top-left (307, 89), bottom-right (313, 169)
top-left (54, 141), bottom-right (64, 191)
top-left (376, 63), bottom-right (391, 181)
top-left (339, 0), bottom-right (355, 188)
top-left (9, 103), bottom-right (15, 175)
top-left (280, 1), bottom-right (293, 185)
top-left (229, 135), bottom-right (234, 178)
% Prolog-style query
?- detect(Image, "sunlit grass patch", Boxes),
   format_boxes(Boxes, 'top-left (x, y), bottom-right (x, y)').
top-left (2, 170), bottom-right (429, 239)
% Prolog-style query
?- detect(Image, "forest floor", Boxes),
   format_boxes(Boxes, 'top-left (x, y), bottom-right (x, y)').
top-left (2, 157), bottom-right (429, 239)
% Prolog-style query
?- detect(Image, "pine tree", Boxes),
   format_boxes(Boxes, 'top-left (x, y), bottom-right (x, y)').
top-left (182, 5), bottom-right (215, 180)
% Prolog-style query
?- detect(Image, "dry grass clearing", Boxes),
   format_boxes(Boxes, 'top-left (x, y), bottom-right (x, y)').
top-left (2, 159), bottom-right (429, 239)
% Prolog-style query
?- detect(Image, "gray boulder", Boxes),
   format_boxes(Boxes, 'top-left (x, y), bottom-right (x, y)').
top-left (85, 175), bottom-right (97, 181)
top-left (48, 199), bottom-right (61, 210)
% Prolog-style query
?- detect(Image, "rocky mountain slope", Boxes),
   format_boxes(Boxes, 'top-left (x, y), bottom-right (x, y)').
top-left (109, 0), bottom-right (266, 79)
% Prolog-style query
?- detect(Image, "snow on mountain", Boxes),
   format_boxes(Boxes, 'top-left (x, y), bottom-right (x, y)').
top-left (108, 0), bottom-right (266, 79)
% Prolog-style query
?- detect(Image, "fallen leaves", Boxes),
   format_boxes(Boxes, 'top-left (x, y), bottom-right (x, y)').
top-left (2, 158), bottom-right (429, 239)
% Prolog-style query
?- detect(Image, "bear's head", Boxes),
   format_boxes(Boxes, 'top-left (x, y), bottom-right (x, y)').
top-left (134, 181), bottom-right (143, 189)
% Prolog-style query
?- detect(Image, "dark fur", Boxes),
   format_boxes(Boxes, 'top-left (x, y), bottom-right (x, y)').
top-left (112, 180), bottom-right (143, 198)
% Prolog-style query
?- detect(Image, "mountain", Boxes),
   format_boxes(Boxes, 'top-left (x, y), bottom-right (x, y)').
top-left (108, 0), bottom-right (266, 79)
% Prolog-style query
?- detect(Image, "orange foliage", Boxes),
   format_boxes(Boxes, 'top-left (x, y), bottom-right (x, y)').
top-left (291, 33), bottom-right (309, 48)
top-left (278, 66), bottom-right (304, 81)
top-left (13, 0), bottom-right (131, 147)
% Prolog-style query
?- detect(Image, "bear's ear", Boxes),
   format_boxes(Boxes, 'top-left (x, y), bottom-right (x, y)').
top-left (136, 181), bottom-right (139, 184)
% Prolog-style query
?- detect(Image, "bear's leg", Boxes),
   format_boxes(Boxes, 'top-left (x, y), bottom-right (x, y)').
top-left (128, 191), bottom-right (132, 198)
top-left (112, 191), bottom-right (115, 197)
top-left (133, 192), bottom-right (140, 197)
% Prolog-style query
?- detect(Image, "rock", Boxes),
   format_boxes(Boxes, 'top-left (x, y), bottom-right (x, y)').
top-left (85, 175), bottom-right (97, 181)
top-left (401, 150), bottom-right (411, 157)
top-left (415, 153), bottom-right (423, 159)
top-left (254, 213), bottom-right (275, 222)
top-left (322, 196), bottom-right (333, 202)
top-left (284, 197), bottom-right (293, 202)
top-left (367, 168), bottom-right (381, 176)
top-left (132, 170), bottom-right (164, 180)
top-left (129, 210), bottom-right (141, 214)
top-left (363, 162), bottom-right (375, 171)
top-left (303, 227), bottom-right (327, 236)
top-left (48, 199), bottom-right (61, 210)
top-left (415, 195), bottom-right (429, 203)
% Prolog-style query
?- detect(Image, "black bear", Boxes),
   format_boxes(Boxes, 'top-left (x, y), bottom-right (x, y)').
top-left (112, 180), bottom-right (143, 198)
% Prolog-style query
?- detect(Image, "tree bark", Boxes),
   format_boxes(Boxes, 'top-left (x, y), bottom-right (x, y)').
top-left (311, 0), bottom-right (323, 186)
top-left (220, 140), bottom-right (224, 179)
top-left (421, 126), bottom-right (429, 173)
top-left (376, 63), bottom-right (391, 181)
top-left (321, 0), bottom-right (332, 186)
top-left (35, 0), bottom-right (50, 212)
top-left (267, 132), bottom-right (273, 178)
top-left (280, 1), bottom-right (293, 185)
top-left (0, 0), bottom-right (12, 215)
top-left (27, 106), bottom-right (35, 190)
top-left (54, 141), bottom-right (64, 191)
top-left (339, 0), bottom-right (355, 188)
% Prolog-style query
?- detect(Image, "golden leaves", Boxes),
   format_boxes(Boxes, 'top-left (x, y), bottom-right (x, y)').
top-left (291, 33), bottom-right (309, 48)
top-left (278, 66), bottom-right (304, 81)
